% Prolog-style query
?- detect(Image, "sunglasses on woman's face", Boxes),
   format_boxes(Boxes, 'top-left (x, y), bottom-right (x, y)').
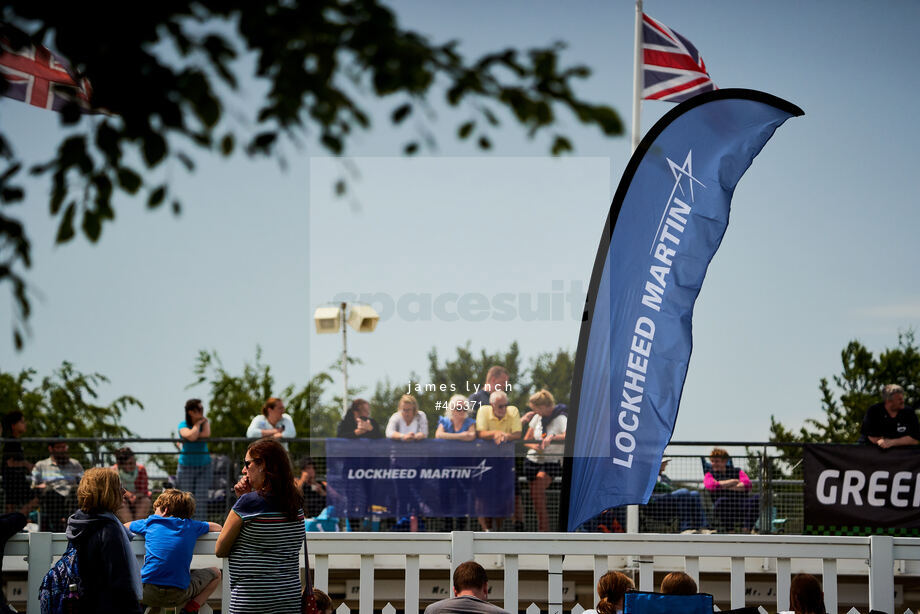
top-left (244, 458), bottom-right (261, 468)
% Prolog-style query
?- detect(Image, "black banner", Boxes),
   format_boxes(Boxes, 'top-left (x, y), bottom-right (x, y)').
top-left (804, 443), bottom-right (920, 536)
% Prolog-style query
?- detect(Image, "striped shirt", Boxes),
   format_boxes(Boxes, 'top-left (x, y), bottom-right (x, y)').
top-left (228, 492), bottom-right (306, 614)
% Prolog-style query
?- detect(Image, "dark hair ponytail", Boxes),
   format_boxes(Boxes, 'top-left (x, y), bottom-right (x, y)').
top-left (184, 399), bottom-right (203, 425)
top-left (246, 439), bottom-right (304, 520)
top-left (596, 571), bottom-right (634, 614)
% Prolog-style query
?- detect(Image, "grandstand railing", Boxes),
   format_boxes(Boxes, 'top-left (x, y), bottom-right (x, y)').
top-left (10, 530), bottom-right (913, 613)
top-left (2, 437), bottom-right (810, 534)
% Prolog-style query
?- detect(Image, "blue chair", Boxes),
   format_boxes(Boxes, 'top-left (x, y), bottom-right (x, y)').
top-left (305, 506), bottom-right (342, 532)
top-left (624, 591), bottom-right (714, 614)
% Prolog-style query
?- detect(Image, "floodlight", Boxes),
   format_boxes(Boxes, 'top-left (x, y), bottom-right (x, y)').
top-left (313, 306), bottom-right (342, 334)
top-left (347, 304), bottom-right (380, 333)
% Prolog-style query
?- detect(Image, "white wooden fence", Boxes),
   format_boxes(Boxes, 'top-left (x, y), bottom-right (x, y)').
top-left (8, 531), bottom-right (919, 613)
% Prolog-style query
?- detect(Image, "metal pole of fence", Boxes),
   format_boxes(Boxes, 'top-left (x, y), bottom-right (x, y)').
top-left (760, 445), bottom-right (769, 534)
top-left (765, 449), bottom-right (776, 534)
top-left (228, 439), bottom-right (237, 519)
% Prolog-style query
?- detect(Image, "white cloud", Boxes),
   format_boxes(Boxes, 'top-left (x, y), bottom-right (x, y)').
top-left (857, 298), bottom-right (920, 320)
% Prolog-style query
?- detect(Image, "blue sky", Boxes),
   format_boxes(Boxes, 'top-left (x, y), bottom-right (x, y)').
top-left (2, 1), bottom-right (919, 452)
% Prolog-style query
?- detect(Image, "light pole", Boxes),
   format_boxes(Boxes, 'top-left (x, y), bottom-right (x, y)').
top-left (313, 302), bottom-right (380, 415)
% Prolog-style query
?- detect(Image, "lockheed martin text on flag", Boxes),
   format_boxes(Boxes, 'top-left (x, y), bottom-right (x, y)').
top-left (560, 90), bottom-right (802, 532)
top-left (642, 13), bottom-right (715, 103)
top-left (0, 35), bottom-right (92, 112)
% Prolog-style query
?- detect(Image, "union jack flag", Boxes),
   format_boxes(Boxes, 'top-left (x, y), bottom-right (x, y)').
top-left (0, 36), bottom-right (92, 112)
top-left (642, 13), bottom-right (715, 103)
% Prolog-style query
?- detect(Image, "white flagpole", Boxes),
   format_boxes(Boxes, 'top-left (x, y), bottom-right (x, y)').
top-left (630, 0), bottom-right (643, 153)
top-left (627, 0), bottom-right (643, 537)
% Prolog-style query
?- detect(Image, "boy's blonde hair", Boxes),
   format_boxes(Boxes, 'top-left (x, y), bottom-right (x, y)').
top-left (153, 489), bottom-right (196, 519)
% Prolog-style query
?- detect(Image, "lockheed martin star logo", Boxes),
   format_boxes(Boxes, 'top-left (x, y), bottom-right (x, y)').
top-left (460, 459), bottom-right (493, 479)
top-left (649, 150), bottom-right (707, 255)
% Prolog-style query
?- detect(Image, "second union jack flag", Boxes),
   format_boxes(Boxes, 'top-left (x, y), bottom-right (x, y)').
top-left (0, 36), bottom-right (92, 112)
top-left (642, 13), bottom-right (715, 103)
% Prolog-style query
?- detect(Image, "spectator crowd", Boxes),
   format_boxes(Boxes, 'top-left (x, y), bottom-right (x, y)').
top-left (0, 377), bottom-right (907, 612)
top-left (0, 376), bottom-right (914, 543)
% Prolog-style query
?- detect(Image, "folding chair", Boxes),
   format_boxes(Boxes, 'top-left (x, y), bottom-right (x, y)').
top-left (624, 590), bottom-right (714, 614)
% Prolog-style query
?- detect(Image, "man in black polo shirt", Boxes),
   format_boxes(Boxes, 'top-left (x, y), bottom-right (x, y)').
top-left (860, 384), bottom-right (919, 448)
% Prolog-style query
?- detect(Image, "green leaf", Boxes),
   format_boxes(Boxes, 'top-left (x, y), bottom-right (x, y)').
top-left (96, 121), bottom-right (120, 164)
top-left (404, 142), bottom-right (419, 155)
top-left (0, 163), bottom-right (21, 184)
top-left (220, 134), bottom-right (235, 156)
top-left (247, 132), bottom-right (277, 155)
top-left (50, 180), bottom-right (66, 215)
top-left (391, 103), bottom-right (412, 124)
top-left (56, 202), bottom-right (76, 244)
top-left (321, 133), bottom-right (343, 154)
top-left (176, 152), bottom-right (196, 171)
top-left (458, 121), bottom-right (475, 140)
top-left (148, 186), bottom-right (167, 209)
top-left (1, 187), bottom-right (23, 203)
top-left (117, 168), bottom-right (142, 194)
top-left (82, 210), bottom-right (102, 242)
top-left (550, 136), bottom-right (573, 156)
top-left (142, 133), bottom-right (167, 167)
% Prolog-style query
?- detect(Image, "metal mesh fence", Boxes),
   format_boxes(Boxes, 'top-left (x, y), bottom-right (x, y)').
top-left (0, 438), bottom-right (804, 533)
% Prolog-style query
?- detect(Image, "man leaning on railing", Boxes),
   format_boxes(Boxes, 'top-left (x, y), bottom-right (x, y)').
top-left (31, 437), bottom-right (83, 533)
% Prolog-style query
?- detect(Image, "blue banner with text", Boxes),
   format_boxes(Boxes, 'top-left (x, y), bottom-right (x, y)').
top-left (565, 90), bottom-right (803, 531)
top-left (326, 439), bottom-right (515, 518)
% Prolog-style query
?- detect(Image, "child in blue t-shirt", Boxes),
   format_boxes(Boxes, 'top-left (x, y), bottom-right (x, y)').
top-left (126, 489), bottom-right (223, 614)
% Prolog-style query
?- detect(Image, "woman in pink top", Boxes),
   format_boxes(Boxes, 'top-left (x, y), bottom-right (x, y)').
top-left (704, 447), bottom-right (760, 533)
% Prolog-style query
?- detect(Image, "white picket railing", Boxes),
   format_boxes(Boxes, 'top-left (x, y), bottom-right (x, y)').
top-left (8, 531), bottom-right (920, 613)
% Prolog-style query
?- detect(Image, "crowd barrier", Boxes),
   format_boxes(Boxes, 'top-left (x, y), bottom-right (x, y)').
top-left (0, 437), bottom-right (812, 534)
top-left (7, 530), bottom-right (915, 613)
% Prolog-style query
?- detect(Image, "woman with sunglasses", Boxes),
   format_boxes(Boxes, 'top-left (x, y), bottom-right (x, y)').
top-left (216, 439), bottom-right (309, 614)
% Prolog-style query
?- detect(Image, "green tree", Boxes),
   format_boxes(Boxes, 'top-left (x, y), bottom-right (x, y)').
top-left (0, 3), bottom-right (623, 347)
top-left (187, 348), bottom-right (339, 460)
top-left (0, 361), bottom-right (142, 464)
top-left (526, 349), bottom-right (575, 406)
top-left (768, 331), bottom-right (920, 472)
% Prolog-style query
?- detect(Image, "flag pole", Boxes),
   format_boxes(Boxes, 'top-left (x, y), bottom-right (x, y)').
top-left (631, 0), bottom-right (643, 153)
top-left (626, 0), bottom-right (643, 535)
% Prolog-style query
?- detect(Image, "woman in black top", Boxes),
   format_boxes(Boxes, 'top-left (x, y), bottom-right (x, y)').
top-left (1, 411), bottom-right (36, 515)
top-left (336, 399), bottom-right (383, 439)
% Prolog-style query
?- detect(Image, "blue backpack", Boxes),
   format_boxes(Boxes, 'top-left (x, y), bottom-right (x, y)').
top-left (38, 541), bottom-right (83, 614)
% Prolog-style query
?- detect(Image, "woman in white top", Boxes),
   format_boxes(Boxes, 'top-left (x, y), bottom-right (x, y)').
top-left (385, 394), bottom-right (428, 441)
top-left (246, 397), bottom-right (296, 442)
top-left (522, 389), bottom-right (567, 532)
